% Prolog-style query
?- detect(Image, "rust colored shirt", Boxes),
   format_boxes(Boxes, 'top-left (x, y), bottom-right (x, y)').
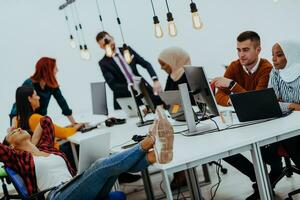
top-left (215, 58), bottom-right (272, 106)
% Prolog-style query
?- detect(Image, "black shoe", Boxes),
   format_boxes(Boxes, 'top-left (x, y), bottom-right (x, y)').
top-left (118, 172), bottom-right (141, 184)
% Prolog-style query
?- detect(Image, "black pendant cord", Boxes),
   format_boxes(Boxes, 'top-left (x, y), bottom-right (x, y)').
top-left (96, 0), bottom-right (105, 30)
top-left (73, 2), bottom-right (87, 47)
top-left (150, 0), bottom-right (156, 16)
top-left (63, 10), bottom-right (72, 36)
top-left (70, 3), bottom-right (83, 49)
top-left (112, 0), bottom-right (126, 44)
top-left (165, 0), bottom-right (170, 12)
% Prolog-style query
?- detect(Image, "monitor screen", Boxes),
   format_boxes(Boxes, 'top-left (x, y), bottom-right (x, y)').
top-left (90, 82), bottom-right (108, 115)
top-left (184, 66), bottom-right (219, 117)
top-left (138, 79), bottom-right (156, 113)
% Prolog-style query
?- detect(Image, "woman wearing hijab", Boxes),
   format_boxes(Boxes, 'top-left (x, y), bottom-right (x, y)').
top-left (158, 47), bottom-right (191, 91)
top-left (269, 40), bottom-right (300, 170)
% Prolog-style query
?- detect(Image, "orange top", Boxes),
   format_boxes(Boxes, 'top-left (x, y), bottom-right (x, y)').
top-left (215, 58), bottom-right (272, 106)
top-left (29, 114), bottom-right (76, 149)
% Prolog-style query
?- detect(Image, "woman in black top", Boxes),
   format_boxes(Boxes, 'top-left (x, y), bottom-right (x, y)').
top-left (158, 47), bottom-right (195, 104)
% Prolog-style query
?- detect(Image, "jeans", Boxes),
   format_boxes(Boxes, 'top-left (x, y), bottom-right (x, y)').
top-left (48, 144), bottom-right (149, 200)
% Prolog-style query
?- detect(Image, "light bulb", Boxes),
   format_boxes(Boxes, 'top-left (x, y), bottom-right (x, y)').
top-left (105, 44), bottom-right (113, 57)
top-left (80, 49), bottom-right (85, 59)
top-left (79, 45), bottom-right (85, 59)
top-left (191, 12), bottom-right (203, 29)
top-left (190, 2), bottom-right (203, 30)
top-left (82, 50), bottom-right (90, 60)
top-left (69, 35), bottom-right (76, 48)
top-left (167, 12), bottom-right (177, 37)
top-left (273, 0), bottom-right (278, 2)
top-left (168, 21), bottom-right (177, 37)
top-left (153, 16), bottom-right (163, 38)
top-left (123, 49), bottom-right (132, 64)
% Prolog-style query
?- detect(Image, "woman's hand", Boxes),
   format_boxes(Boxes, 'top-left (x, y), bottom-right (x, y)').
top-left (72, 123), bottom-right (85, 131)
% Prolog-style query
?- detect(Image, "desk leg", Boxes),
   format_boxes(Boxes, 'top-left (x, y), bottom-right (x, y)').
top-left (162, 170), bottom-right (173, 200)
top-left (185, 167), bottom-right (203, 200)
top-left (141, 169), bottom-right (155, 200)
top-left (70, 142), bottom-right (79, 170)
top-left (251, 143), bottom-right (273, 200)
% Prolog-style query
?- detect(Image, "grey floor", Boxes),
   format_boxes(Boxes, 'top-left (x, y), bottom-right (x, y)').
top-left (123, 155), bottom-right (300, 200)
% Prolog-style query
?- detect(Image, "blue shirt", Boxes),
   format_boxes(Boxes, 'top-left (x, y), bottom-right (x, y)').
top-left (10, 79), bottom-right (72, 119)
top-left (268, 69), bottom-right (300, 112)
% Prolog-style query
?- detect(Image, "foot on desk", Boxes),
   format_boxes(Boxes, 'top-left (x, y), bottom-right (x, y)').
top-left (118, 172), bottom-right (141, 184)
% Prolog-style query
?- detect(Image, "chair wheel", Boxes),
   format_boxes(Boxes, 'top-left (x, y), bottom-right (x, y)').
top-left (221, 168), bottom-right (228, 174)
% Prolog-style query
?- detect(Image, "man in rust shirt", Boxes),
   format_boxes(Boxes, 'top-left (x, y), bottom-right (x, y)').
top-left (212, 31), bottom-right (280, 200)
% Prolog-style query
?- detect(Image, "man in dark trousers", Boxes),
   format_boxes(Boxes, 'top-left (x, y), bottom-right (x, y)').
top-left (96, 31), bottom-right (162, 110)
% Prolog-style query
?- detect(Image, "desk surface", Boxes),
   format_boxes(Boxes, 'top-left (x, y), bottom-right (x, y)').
top-left (65, 110), bottom-right (300, 173)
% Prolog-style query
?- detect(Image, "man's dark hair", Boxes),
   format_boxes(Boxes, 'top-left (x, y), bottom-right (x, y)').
top-left (237, 31), bottom-right (260, 46)
top-left (96, 31), bottom-right (109, 42)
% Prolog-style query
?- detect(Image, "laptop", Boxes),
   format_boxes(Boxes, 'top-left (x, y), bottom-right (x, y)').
top-left (77, 133), bottom-right (110, 174)
top-left (159, 90), bottom-right (198, 122)
top-left (229, 88), bottom-right (289, 122)
top-left (90, 82), bottom-right (108, 115)
top-left (117, 97), bottom-right (138, 117)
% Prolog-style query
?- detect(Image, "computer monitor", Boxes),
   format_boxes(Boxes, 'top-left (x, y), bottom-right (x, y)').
top-left (90, 82), bottom-right (108, 115)
top-left (138, 79), bottom-right (156, 113)
top-left (184, 66), bottom-right (220, 117)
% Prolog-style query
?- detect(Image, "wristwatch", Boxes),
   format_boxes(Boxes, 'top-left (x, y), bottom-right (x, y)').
top-left (228, 80), bottom-right (236, 90)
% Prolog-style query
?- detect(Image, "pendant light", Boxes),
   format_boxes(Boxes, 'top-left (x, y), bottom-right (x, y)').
top-left (112, 0), bottom-right (132, 64)
top-left (150, 0), bottom-right (163, 38)
top-left (70, 3), bottom-right (85, 59)
top-left (59, 0), bottom-right (77, 49)
top-left (73, 2), bottom-right (90, 60)
top-left (64, 14), bottom-right (76, 48)
top-left (190, 0), bottom-right (203, 30)
top-left (165, 0), bottom-right (177, 37)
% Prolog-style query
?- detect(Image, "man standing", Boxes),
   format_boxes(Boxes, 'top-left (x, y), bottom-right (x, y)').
top-left (212, 31), bottom-right (280, 200)
top-left (96, 31), bottom-right (162, 109)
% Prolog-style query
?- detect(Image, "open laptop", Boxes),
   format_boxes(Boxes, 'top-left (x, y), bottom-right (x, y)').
top-left (77, 133), bottom-right (110, 174)
top-left (117, 97), bottom-right (138, 117)
top-left (159, 90), bottom-right (197, 121)
top-left (90, 82), bottom-right (108, 115)
top-left (230, 88), bottom-right (291, 122)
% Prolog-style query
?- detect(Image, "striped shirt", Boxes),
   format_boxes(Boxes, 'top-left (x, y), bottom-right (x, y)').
top-left (268, 69), bottom-right (300, 112)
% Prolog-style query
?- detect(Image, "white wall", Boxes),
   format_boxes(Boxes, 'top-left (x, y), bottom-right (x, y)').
top-left (1, 0), bottom-right (300, 134)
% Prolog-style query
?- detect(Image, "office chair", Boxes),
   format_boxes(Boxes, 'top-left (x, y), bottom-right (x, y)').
top-left (0, 167), bottom-right (19, 200)
top-left (272, 145), bottom-right (300, 188)
top-left (4, 167), bottom-right (126, 200)
top-left (268, 145), bottom-right (300, 200)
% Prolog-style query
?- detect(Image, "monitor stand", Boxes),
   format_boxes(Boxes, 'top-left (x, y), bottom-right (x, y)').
top-left (179, 83), bottom-right (216, 136)
top-left (129, 85), bottom-right (154, 127)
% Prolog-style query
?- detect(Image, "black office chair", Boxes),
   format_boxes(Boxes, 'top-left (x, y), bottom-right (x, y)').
top-left (270, 145), bottom-right (300, 200)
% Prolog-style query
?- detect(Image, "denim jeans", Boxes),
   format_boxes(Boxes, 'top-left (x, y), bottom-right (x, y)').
top-left (48, 144), bottom-right (149, 200)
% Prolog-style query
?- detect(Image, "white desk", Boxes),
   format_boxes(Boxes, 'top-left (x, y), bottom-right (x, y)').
top-left (65, 110), bottom-right (300, 200)
top-left (154, 111), bottom-right (300, 200)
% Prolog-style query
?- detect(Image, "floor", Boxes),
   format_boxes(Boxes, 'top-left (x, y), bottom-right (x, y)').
top-left (122, 154), bottom-right (300, 200)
